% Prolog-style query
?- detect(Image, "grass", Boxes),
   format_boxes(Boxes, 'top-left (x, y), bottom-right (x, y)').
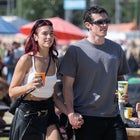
top-left (0, 112), bottom-right (13, 140)
top-left (0, 138), bottom-right (9, 140)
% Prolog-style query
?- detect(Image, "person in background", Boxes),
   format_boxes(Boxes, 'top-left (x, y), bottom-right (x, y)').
top-left (9, 19), bottom-right (67, 140)
top-left (3, 49), bottom-right (15, 83)
top-left (59, 6), bottom-right (130, 140)
top-left (11, 41), bottom-right (24, 64)
top-left (0, 39), bottom-right (6, 62)
top-left (0, 56), bottom-right (4, 77)
top-left (125, 40), bottom-right (140, 79)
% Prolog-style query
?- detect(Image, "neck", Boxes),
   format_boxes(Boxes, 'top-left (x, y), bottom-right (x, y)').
top-left (87, 35), bottom-right (105, 45)
top-left (36, 53), bottom-right (49, 59)
top-left (37, 49), bottom-right (50, 58)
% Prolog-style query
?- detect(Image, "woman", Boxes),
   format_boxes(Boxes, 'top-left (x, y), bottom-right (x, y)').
top-left (9, 19), bottom-right (67, 140)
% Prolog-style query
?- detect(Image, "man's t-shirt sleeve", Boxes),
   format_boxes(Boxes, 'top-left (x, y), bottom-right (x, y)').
top-left (59, 46), bottom-right (77, 78)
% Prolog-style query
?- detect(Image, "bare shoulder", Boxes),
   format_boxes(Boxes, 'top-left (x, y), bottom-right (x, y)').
top-left (15, 53), bottom-right (33, 73)
top-left (18, 53), bottom-right (32, 66)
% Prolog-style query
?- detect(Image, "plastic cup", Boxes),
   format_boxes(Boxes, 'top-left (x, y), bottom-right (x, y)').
top-left (118, 81), bottom-right (128, 102)
top-left (34, 73), bottom-right (46, 86)
top-left (124, 107), bottom-right (133, 119)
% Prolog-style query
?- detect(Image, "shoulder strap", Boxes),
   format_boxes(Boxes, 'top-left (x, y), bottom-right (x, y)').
top-left (45, 56), bottom-right (51, 76)
top-left (21, 88), bottom-right (35, 99)
top-left (32, 56), bottom-right (36, 72)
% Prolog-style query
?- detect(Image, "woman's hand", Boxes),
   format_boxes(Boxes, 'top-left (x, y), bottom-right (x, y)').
top-left (34, 76), bottom-right (44, 88)
top-left (26, 77), bottom-right (43, 92)
top-left (68, 112), bottom-right (84, 129)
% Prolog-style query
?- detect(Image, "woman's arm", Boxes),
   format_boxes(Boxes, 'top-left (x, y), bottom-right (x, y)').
top-left (53, 84), bottom-right (67, 116)
top-left (9, 54), bottom-right (36, 99)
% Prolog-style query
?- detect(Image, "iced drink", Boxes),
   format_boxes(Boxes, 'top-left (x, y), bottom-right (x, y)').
top-left (35, 73), bottom-right (46, 86)
top-left (118, 81), bottom-right (128, 102)
top-left (118, 81), bottom-right (128, 122)
top-left (124, 107), bottom-right (133, 119)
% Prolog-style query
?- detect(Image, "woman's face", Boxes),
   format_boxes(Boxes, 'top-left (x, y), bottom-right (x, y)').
top-left (34, 25), bottom-right (55, 49)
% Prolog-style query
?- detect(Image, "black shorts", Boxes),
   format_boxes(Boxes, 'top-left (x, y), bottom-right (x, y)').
top-left (74, 115), bottom-right (128, 140)
top-left (9, 98), bottom-right (59, 140)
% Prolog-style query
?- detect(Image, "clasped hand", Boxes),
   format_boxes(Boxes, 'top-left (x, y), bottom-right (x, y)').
top-left (68, 113), bottom-right (84, 129)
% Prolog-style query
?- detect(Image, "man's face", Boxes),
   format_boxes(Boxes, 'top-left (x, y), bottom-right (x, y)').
top-left (85, 13), bottom-right (110, 38)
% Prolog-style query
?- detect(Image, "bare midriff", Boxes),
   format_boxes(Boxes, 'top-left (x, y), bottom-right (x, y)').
top-left (24, 94), bottom-right (51, 101)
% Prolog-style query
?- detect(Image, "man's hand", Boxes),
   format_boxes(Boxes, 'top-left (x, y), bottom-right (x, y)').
top-left (68, 112), bottom-right (84, 129)
top-left (121, 93), bottom-right (129, 104)
top-left (115, 90), bottom-right (129, 104)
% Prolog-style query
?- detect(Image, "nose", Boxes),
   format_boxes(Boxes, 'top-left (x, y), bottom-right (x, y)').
top-left (46, 34), bottom-right (51, 37)
top-left (102, 22), bottom-right (108, 26)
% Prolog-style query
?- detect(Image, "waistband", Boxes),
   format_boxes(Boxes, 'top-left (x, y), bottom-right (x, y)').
top-left (19, 97), bottom-right (54, 112)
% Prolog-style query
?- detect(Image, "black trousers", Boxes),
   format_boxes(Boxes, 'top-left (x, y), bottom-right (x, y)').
top-left (74, 115), bottom-right (128, 140)
top-left (9, 98), bottom-right (59, 140)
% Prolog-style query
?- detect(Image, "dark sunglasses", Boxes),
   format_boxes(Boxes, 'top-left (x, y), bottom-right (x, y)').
top-left (90, 19), bottom-right (110, 25)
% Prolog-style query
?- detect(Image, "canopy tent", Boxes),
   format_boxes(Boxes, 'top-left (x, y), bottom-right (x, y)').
top-left (108, 21), bottom-right (137, 32)
top-left (20, 17), bottom-right (86, 40)
top-left (1, 16), bottom-right (30, 29)
top-left (0, 17), bottom-right (19, 34)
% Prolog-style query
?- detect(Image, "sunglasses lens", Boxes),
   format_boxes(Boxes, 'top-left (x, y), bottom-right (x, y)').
top-left (96, 21), bottom-right (104, 24)
top-left (91, 19), bottom-right (110, 25)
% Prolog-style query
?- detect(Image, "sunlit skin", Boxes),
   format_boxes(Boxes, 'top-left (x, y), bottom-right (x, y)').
top-left (34, 26), bottom-right (54, 57)
top-left (84, 13), bottom-right (109, 45)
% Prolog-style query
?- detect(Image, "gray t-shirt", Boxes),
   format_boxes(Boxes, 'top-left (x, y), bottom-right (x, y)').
top-left (59, 38), bottom-right (129, 117)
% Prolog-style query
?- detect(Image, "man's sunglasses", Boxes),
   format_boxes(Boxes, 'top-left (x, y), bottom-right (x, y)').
top-left (90, 19), bottom-right (110, 25)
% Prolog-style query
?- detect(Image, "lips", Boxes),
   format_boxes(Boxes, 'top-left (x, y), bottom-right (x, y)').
top-left (45, 40), bottom-right (52, 43)
top-left (100, 28), bottom-right (107, 33)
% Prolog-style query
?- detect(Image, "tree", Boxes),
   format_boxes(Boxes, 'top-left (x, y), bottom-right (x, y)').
top-left (15, 0), bottom-right (64, 21)
top-left (0, 0), bottom-right (138, 27)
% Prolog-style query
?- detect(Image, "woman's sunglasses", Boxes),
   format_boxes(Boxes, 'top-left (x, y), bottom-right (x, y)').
top-left (90, 19), bottom-right (110, 25)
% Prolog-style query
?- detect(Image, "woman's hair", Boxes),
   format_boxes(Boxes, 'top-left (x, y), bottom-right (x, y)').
top-left (83, 5), bottom-right (109, 23)
top-left (25, 19), bottom-right (58, 59)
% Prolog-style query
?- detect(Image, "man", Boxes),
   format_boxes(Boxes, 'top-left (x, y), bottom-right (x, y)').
top-left (59, 6), bottom-right (129, 140)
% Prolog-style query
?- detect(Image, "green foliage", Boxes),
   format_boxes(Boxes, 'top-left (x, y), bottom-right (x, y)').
top-left (98, 0), bottom-right (116, 23)
top-left (15, 0), bottom-right (64, 21)
top-left (97, 0), bottom-right (136, 23)
top-left (0, 0), bottom-right (138, 26)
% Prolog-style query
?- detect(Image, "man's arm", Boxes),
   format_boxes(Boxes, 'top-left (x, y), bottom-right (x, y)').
top-left (63, 75), bottom-right (75, 115)
top-left (63, 75), bottom-right (84, 129)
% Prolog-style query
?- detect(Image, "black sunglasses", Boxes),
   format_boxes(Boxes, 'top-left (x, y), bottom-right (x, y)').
top-left (90, 19), bottom-right (110, 25)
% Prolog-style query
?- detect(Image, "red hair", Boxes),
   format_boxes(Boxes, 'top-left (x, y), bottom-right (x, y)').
top-left (25, 19), bottom-right (58, 59)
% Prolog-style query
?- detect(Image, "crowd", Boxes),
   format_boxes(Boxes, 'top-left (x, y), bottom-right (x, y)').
top-left (0, 40), bottom-right (25, 83)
